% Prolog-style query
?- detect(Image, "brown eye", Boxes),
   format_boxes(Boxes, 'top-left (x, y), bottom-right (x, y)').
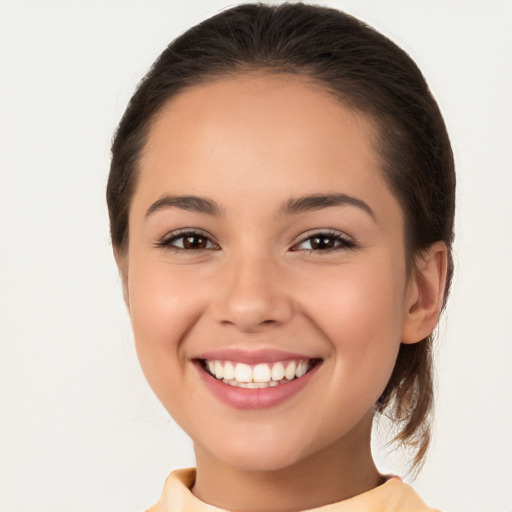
top-left (291, 231), bottom-right (356, 252)
top-left (158, 231), bottom-right (219, 251)
top-left (310, 236), bottom-right (336, 250)
top-left (183, 234), bottom-right (208, 249)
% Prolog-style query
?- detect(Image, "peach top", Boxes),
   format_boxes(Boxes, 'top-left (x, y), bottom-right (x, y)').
top-left (147, 468), bottom-right (440, 512)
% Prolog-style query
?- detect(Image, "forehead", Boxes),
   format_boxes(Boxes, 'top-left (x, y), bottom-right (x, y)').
top-left (147, 73), bottom-right (377, 155)
top-left (134, 73), bottom-right (400, 223)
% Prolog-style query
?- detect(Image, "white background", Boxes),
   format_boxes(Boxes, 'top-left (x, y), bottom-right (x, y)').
top-left (1, 1), bottom-right (511, 511)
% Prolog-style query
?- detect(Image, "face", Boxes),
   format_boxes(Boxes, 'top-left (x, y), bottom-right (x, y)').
top-left (124, 74), bottom-right (418, 472)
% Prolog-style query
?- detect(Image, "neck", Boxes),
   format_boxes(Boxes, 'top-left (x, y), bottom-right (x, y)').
top-left (191, 414), bottom-right (383, 512)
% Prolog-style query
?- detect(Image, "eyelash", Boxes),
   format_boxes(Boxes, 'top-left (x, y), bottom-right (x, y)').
top-left (155, 229), bottom-right (220, 252)
top-left (156, 229), bottom-right (356, 253)
top-left (290, 229), bottom-right (357, 252)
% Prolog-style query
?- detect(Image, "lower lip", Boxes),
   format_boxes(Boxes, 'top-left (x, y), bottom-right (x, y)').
top-left (196, 362), bottom-right (320, 410)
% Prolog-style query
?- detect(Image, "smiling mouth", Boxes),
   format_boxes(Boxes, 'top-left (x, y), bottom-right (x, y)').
top-left (199, 358), bottom-right (322, 388)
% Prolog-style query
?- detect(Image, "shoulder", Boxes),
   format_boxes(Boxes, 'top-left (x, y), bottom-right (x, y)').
top-left (145, 468), bottom-right (203, 512)
top-left (311, 477), bottom-right (441, 512)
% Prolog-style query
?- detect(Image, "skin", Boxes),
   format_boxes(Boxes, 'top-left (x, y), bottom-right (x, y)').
top-left (119, 74), bottom-right (447, 511)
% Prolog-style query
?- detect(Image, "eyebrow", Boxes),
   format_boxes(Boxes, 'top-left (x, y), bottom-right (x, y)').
top-left (280, 193), bottom-right (376, 220)
top-left (145, 195), bottom-right (224, 217)
top-left (145, 192), bottom-right (375, 220)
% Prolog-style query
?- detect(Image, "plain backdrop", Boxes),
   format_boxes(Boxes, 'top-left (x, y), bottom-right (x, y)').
top-left (1, 1), bottom-right (511, 511)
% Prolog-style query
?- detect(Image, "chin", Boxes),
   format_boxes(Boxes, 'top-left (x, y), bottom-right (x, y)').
top-left (200, 432), bottom-right (315, 473)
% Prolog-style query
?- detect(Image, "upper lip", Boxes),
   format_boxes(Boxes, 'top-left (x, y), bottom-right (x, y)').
top-left (193, 348), bottom-right (319, 365)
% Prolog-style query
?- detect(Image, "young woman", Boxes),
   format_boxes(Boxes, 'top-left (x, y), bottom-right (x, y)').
top-left (107, 3), bottom-right (454, 510)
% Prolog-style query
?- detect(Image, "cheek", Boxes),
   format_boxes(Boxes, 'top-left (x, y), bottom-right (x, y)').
top-left (296, 265), bottom-right (406, 441)
top-left (127, 245), bottom-right (210, 337)
top-left (308, 261), bottom-right (405, 329)
top-left (302, 261), bottom-right (406, 378)
top-left (126, 253), bottom-right (202, 391)
top-left (126, 264), bottom-right (213, 424)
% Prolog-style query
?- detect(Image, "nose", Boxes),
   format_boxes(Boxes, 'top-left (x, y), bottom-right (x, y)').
top-left (210, 252), bottom-right (294, 333)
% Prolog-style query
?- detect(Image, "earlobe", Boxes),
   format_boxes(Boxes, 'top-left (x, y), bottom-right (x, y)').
top-left (401, 242), bottom-right (448, 344)
top-left (114, 248), bottom-right (130, 311)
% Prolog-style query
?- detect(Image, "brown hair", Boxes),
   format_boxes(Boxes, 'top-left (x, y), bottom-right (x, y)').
top-left (107, 3), bottom-right (455, 472)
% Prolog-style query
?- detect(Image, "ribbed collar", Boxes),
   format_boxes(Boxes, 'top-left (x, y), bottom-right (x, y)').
top-left (147, 468), bottom-right (440, 512)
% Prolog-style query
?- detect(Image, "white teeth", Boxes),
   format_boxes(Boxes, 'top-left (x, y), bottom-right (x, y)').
top-left (214, 361), bottom-right (224, 380)
top-left (234, 363), bottom-right (252, 383)
top-left (239, 382), bottom-right (258, 389)
top-left (253, 363), bottom-right (271, 383)
top-left (205, 359), bottom-right (313, 386)
top-left (285, 361), bottom-right (296, 380)
top-left (295, 361), bottom-right (307, 378)
top-left (223, 361), bottom-right (235, 380)
top-left (221, 378), bottom-right (239, 387)
top-left (271, 362), bottom-right (285, 381)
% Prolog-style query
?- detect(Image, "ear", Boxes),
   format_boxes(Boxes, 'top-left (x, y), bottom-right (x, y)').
top-left (114, 247), bottom-right (130, 311)
top-left (401, 241), bottom-right (448, 344)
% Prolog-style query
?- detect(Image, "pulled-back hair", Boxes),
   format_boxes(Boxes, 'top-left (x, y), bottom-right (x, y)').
top-left (107, 2), bottom-right (455, 473)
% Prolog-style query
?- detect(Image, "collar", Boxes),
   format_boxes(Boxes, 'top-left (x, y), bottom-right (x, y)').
top-left (147, 468), bottom-right (440, 512)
